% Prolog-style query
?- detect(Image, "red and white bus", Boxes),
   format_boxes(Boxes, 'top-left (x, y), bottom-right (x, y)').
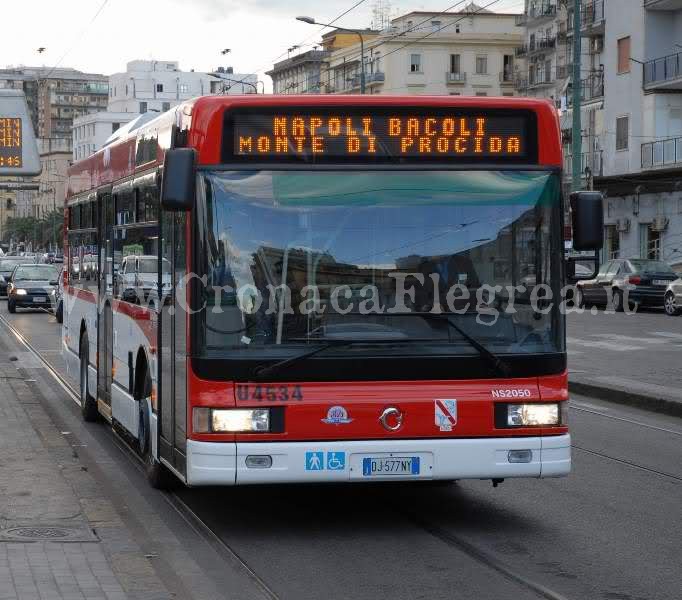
top-left (63, 96), bottom-right (602, 487)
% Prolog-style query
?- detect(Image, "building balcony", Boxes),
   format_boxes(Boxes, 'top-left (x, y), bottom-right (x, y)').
top-left (528, 36), bottom-right (557, 55)
top-left (527, 2), bottom-right (557, 23)
top-left (446, 71), bottom-right (467, 84)
top-left (567, 0), bottom-right (605, 36)
top-left (641, 137), bottom-right (682, 170)
top-left (367, 71), bottom-right (385, 85)
top-left (515, 45), bottom-right (528, 58)
top-left (644, 52), bottom-right (682, 90)
top-left (581, 0), bottom-right (605, 34)
top-left (645, 0), bottom-right (682, 9)
top-left (564, 152), bottom-right (603, 178)
top-left (515, 76), bottom-right (529, 90)
top-left (567, 73), bottom-right (604, 105)
top-left (499, 71), bottom-right (514, 85)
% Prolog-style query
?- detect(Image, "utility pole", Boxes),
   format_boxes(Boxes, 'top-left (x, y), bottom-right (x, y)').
top-left (571, 0), bottom-right (582, 192)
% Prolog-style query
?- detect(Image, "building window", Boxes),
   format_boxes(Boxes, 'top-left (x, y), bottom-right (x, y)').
top-left (475, 92), bottom-right (488, 97)
top-left (410, 54), bottom-right (422, 72)
top-left (180, 83), bottom-right (189, 93)
top-left (476, 55), bottom-right (488, 75)
top-left (431, 20), bottom-right (442, 31)
top-left (450, 54), bottom-right (461, 74)
top-left (139, 101), bottom-right (148, 113)
top-left (455, 24), bottom-right (461, 33)
top-left (605, 225), bottom-right (620, 259)
top-left (162, 102), bottom-right (171, 111)
top-left (503, 92), bottom-right (514, 97)
top-left (617, 36), bottom-right (631, 74)
top-left (616, 116), bottom-right (629, 151)
top-left (639, 223), bottom-right (661, 259)
top-left (156, 83), bottom-right (164, 93)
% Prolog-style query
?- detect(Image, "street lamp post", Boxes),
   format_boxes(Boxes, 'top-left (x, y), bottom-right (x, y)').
top-left (296, 16), bottom-right (366, 94)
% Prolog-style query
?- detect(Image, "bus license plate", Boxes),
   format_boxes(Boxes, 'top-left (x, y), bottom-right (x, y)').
top-left (362, 457), bottom-right (420, 477)
top-left (33, 297), bottom-right (46, 303)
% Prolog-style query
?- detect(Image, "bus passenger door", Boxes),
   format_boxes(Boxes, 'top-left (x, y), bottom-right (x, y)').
top-left (97, 189), bottom-right (114, 419)
top-left (158, 210), bottom-right (188, 477)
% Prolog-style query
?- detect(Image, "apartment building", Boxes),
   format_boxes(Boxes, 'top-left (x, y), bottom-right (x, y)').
top-left (514, 0), bottom-right (569, 100)
top-left (593, 0), bottom-right (682, 269)
top-left (108, 60), bottom-right (258, 114)
top-left (0, 67), bottom-right (109, 219)
top-left (322, 3), bottom-right (522, 96)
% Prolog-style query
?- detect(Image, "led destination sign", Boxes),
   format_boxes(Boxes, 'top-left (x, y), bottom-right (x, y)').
top-left (0, 117), bottom-right (22, 169)
top-left (230, 109), bottom-right (535, 162)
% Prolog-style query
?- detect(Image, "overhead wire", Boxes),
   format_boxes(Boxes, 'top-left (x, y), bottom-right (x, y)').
top-left (318, 0), bottom-right (506, 93)
top-left (225, 0), bottom-right (372, 91)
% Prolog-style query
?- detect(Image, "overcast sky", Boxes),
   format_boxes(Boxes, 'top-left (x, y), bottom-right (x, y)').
top-left (6, 0), bottom-right (525, 84)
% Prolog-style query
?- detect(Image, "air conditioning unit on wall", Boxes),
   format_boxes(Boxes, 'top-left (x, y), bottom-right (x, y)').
top-left (616, 218), bottom-right (631, 233)
top-left (651, 216), bottom-right (669, 232)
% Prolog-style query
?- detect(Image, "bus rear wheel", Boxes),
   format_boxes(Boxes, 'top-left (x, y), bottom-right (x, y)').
top-left (79, 336), bottom-right (99, 422)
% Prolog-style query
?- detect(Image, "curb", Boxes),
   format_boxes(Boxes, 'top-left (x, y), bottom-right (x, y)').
top-left (569, 381), bottom-right (682, 418)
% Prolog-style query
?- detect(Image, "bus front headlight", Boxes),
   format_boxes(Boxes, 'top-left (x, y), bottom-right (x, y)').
top-left (507, 403), bottom-right (560, 426)
top-left (192, 408), bottom-right (270, 433)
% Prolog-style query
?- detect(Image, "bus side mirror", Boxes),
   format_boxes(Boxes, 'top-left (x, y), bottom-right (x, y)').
top-left (161, 148), bottom-right (196, 211)
top-left (570, 191), bottom-right (604, 251)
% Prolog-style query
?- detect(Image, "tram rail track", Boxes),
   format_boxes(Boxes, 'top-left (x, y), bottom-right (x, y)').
top-left (4, 309), bottom-right (677, 600)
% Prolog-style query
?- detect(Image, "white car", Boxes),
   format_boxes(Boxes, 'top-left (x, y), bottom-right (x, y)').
top-left (118, 255), bottom-right (172, 304)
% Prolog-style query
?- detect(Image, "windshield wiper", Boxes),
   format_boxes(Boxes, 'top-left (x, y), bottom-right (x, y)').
top-left (251, 339), bottom-right (358, 380)
top-left (400, 312), bottom-right (511, 377)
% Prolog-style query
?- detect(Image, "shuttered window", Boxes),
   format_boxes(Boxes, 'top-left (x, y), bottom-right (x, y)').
top-left (617, 37), bottom-right (631, 74)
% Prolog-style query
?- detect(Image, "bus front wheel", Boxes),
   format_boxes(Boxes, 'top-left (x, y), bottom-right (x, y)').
top-left (139, 371), bottom-right (174, 489)
top-left (79, 336), bottom-right (99, 422)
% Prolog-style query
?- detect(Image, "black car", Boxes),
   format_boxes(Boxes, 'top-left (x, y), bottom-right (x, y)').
top-left (7, 264), bottom-right (60, 313)
top-left (576, 258), bottom-right (678, 311)
top-left (0, 258), bottom-right (35, 297)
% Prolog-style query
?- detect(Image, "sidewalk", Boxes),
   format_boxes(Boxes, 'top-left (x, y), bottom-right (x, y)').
top-left (0, 354), bottom-right (169, 599)
top-left (569, 372), bottom-right (682, 417)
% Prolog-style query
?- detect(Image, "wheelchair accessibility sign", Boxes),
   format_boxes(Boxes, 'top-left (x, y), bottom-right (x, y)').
top-left (305, 451), bottom-right (346, 471)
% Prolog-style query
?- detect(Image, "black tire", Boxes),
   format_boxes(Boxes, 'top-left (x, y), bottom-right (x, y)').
top-left (664, 292), bottom-right (681, 316)
top-left (7, 298), bottom-right (16, 313)
top-left (79, 336), bottom-right (99, 422)
top-left (138, 370), bottom-right (174, 489)
top-left (614, 289), bottom-right (637, 313)
top-left (56, 300), bottom-right (63, 324)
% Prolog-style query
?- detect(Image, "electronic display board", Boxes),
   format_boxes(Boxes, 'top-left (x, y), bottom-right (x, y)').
top-left (0, 90), bottom-right (41, 176)
top-left (227, 107), bottom-right (537, 163)
top-left (0, 117), bottom-right (22, 168)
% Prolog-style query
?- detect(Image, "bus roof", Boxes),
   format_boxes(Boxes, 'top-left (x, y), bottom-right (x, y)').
top-left (67, 95), bottom-right (562, 199)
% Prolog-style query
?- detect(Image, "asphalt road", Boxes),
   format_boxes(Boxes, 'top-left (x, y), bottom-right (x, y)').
top-left (1, 302), bottom-right (681, 600)
top-left (567, 306), bottom-right (682, 392)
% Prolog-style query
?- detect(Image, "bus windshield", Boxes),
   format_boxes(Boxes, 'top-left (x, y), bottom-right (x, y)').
top-left (200, 170), bottom-right (563, 359)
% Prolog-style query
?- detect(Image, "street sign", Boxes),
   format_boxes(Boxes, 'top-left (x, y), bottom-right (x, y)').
top-left (0, 90), bottom-right (41, 176)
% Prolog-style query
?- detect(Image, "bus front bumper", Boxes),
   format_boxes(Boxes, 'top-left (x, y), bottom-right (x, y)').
top-left (185, 434), bottom-right (571, 486)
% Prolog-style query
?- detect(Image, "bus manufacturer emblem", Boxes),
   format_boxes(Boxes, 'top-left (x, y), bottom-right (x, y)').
top-left (322, 405), bottom-right (353, 425)
top-left (379, 407), bottom-right (403, 432)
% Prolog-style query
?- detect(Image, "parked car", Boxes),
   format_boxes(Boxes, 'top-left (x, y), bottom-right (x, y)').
top-left (576, 258), bottom-right (678, 311)
top-left (51, 268), bottom-right (65, 323)
top-left (7, 264), bottom-right (60, 313)
top-left (0, 257), bottom-right (36, 297)
top-left (664, 278), bottom-right (682, 316)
